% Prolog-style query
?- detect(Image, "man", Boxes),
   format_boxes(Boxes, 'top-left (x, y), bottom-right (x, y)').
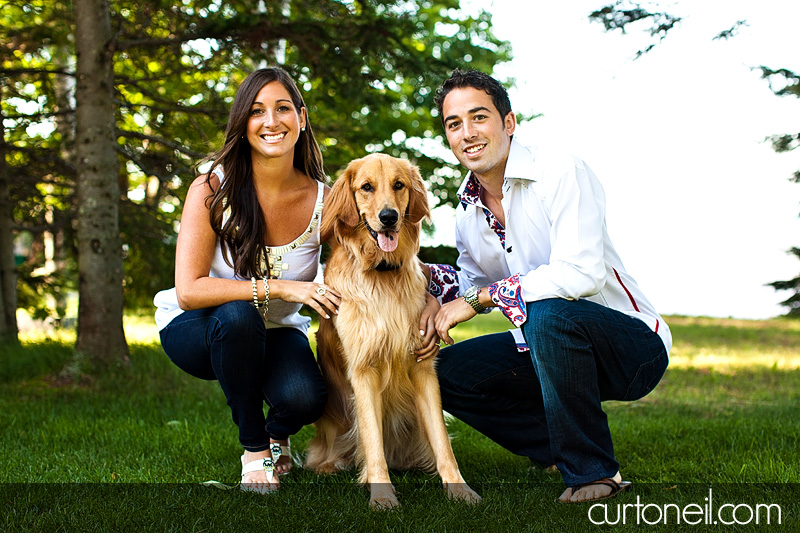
top-left (426, 69), bottom-right (671, 503)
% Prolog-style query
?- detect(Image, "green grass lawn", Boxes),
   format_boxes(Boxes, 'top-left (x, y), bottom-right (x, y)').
top-left (2, 313), bottom-right (799, 531)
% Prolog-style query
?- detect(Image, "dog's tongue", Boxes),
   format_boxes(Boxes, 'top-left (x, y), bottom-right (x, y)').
top-left (377, 231), bottom-right (399, 252)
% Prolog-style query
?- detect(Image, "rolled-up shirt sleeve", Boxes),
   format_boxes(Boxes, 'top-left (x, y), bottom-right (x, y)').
top-left (488, 274), bottom-right (526, 326)
top-left (427, 263), bottom-right (460, 304)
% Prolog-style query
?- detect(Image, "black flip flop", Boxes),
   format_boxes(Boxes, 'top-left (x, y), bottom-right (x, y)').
top-left (558, 478), bottom-right (631, 503)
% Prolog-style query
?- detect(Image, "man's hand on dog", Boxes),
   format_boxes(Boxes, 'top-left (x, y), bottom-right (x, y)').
top-left (415, 293), bottom-right (441, 362)
top-left (434, 298), bottom-right (477, 347)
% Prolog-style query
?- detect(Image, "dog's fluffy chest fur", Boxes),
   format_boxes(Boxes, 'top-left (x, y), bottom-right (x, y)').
top-left (326, 251), bottom-right (427, 373)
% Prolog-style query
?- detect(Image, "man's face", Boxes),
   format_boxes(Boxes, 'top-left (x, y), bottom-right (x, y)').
top-left (441, 87), bottom-right (515, 181)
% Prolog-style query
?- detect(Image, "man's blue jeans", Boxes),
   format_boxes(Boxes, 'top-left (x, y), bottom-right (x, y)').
top-left (436, 298), bottom-right (668, 487)
top-left (160, 301), bottom-right (327, 452)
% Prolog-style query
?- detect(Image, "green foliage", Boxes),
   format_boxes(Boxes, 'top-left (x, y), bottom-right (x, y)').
top-left (769, 248), bottom-right (800, 316)
top-left (2, 1), bottom-right (79, 319)
top-left (119, 199), bottom-right (178, 309)
top-left (712, 20), bottom-right (749, 41)
top-left (418, 244), bottom-right (459, 268)
top-left (761, 68), bottom-right (800, 157)
top-left (1, 0), bottom-right (511, 315)
top-left (15, 263), bottom-right (73, 321)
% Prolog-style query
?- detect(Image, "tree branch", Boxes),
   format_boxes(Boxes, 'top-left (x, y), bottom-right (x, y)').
top-left (0, 68), bottom-right (74, 77)
top-left (117, 130), bottom-right (208, 159)
top-left (588, 2), bottom-right (682, 59)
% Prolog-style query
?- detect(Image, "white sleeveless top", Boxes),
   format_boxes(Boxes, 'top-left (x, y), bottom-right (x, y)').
top-left (154, 174), bottom-right (325, 336)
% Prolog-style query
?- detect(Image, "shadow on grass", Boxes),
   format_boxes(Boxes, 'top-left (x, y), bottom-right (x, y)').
top-left (0, 339), bottom-right (73, 384)
top-left (2, 483), bottom-right (798, 532)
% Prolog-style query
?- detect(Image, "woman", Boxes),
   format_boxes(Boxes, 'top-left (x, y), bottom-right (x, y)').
top-left (154, 67), bottom-right (340, 493)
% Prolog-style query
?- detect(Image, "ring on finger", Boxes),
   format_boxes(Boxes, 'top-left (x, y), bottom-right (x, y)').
top-left (316, 286), bottom-right (327, 296)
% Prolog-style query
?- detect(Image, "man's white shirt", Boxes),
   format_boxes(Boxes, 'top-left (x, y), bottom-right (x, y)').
top-left (430, 139), bottom-right (672, 354)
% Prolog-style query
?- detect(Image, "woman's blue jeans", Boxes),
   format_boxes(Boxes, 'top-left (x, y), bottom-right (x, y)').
top-left (159, 301), bottom-right (327, 452)
top-left (436, 298), bottom-right (668, 487)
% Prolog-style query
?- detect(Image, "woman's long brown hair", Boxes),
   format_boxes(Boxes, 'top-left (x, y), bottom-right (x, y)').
top-left (200, 67), bottom-right (326, 279)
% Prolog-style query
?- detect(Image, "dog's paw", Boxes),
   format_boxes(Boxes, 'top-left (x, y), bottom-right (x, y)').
top-left (313, 463), bottom-right (340, 475)
top-left (446, 483), bottom-right (482, 504)
top-left (369, 484), bottom-right (399, 510)
top-left (369, 496), bottom-right (400, 510)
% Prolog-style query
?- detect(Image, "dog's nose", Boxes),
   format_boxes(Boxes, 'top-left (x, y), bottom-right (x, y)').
top-left (378, 209), bottom-right (398, 227)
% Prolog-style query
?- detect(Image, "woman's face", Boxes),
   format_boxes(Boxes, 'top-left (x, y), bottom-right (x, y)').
top-left (245, 81), bottom-right (306, 164)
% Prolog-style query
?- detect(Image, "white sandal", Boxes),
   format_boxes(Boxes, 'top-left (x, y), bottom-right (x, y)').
top-left (240, 448), bottom-right (280, 494)
top-left (269, 441), bottom-right (293, 476)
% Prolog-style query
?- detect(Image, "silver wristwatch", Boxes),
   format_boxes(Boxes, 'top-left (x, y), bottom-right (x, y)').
top-left (463, 285), bottom-right (486, 313)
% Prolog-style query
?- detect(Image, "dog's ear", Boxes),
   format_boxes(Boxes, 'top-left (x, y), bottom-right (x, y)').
top-left (405, 162), bottom-right (431, 224)
top-left (321, 160), bottom-right (360, 240)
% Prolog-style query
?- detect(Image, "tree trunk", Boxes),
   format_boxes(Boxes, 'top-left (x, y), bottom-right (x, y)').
top-left (72, 0), bottom-right (128, 371)
top-left (0, 84), bottom-right (19, 342)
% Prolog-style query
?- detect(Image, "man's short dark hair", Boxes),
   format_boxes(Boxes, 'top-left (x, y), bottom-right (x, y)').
top-left (434, 69), bottom-right (512, 125)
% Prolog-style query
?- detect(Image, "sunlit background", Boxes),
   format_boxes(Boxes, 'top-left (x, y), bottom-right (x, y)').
top-left (423, 0), bottom-right (800, 320)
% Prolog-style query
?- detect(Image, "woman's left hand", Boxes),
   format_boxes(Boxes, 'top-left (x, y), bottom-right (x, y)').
top-left (270, 280), bottom-right (341, 319)
top-left (415, 293), bottom-right (441, 362)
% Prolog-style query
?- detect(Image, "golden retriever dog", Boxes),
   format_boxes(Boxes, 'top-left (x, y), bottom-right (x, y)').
top-left (304, 153), bottom-right (480, 509)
